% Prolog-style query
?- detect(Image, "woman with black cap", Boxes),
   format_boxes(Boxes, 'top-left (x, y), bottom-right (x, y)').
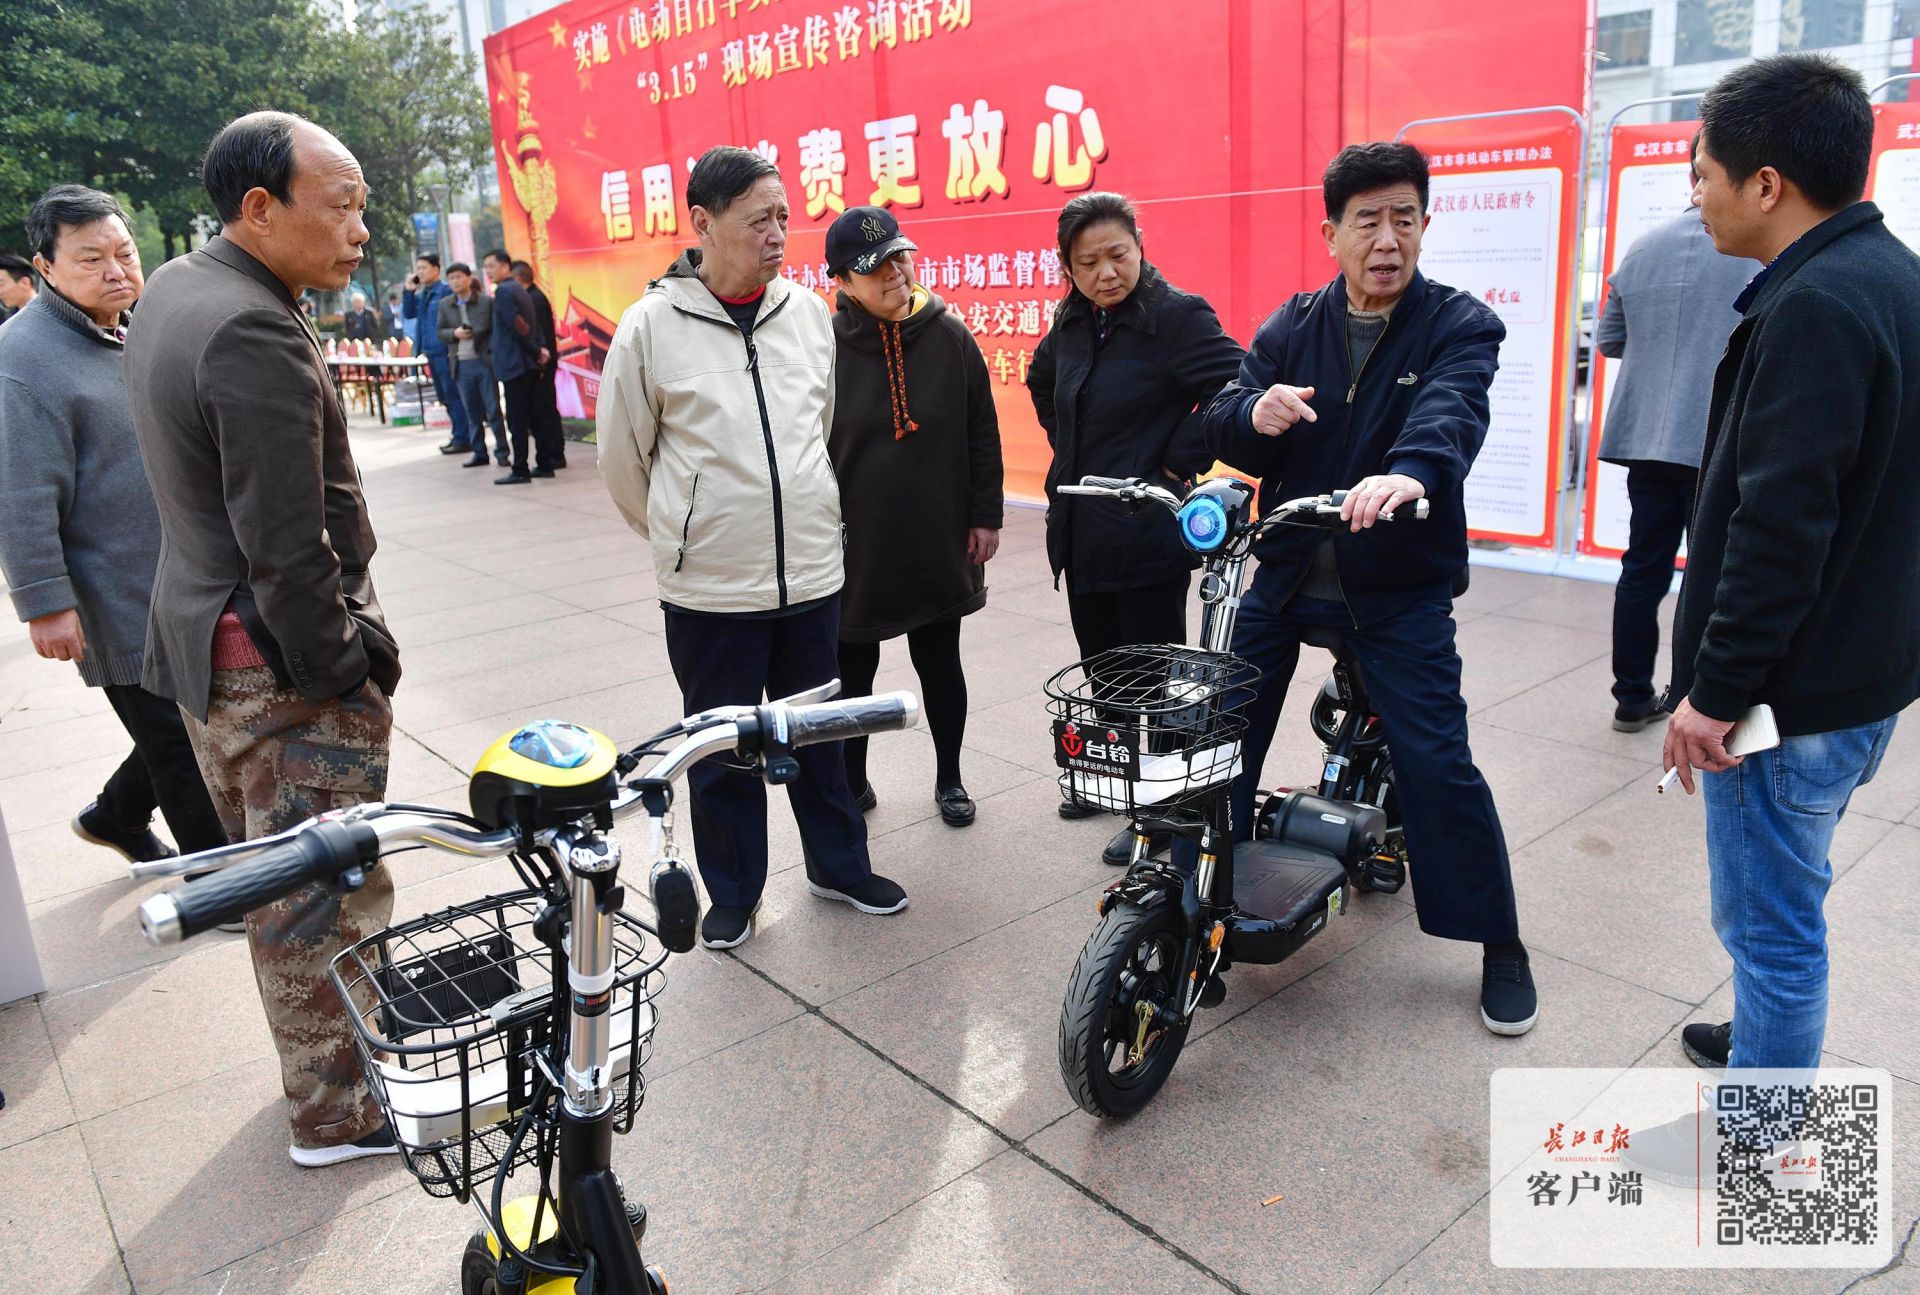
top-left (1027, 191), bottom-right (1246, 864)
top-left (825, 205), bottom-right (1004, 827)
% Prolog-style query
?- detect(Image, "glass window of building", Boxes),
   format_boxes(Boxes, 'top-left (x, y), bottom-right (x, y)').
top-left (1893, 0), bottom-right (1920, 37)
top-left (1598, 10), bottom-right (1654, 66)
top-left (1676, 0), bottom-right (1753, 63)
top-left (1780, 0), bottom-right (1867, 49)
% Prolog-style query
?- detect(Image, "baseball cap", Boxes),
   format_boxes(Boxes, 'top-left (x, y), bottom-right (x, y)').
top-left (825, 206), bottom-right (918, 277)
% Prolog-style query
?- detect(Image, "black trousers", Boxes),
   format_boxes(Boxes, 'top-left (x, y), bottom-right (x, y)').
top-left (837, 617), bottom-right (968, 791)
top-left (1065, 573), bottom-right (1189, 659)
top-left (535, 362), bottom-right (565, 457)
top-left (1611, 461), bottom-right (1696, 707)
top-left (1227, 573), bottom-right (1519, 943)
top-left (502, 372), bottom-right (563, 474)
top-left (95, 684), bottom-right (229, 853)
top-left (661, 596), bottom-right (872, 909)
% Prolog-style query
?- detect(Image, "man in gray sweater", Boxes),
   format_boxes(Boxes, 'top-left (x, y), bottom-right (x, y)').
top-left (1596, 199), bottom-right (1757, 732)
top-left (0, 185), bottom-right (226, 864)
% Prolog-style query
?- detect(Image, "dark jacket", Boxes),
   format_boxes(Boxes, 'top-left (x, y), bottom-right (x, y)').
top-left (436, 288), bottom-right (495, 379)
top-left (403, 278), bottom-right (452, 356)
top-left (829, 288), bottom-right (1004, 641)
top-left (1027, 264), bottom-right (1244, 592)
top-left (527, 282), bottom-right (558, 363)
top-left (489, 277), bottom-right (541, 382)
top-left (1203, 272), bottom-right (1505, 625)
top-left (343, 307), bottom-right (382, 343)
top-left (123, 236), bottom-right (401, 718)
top-left (1669, 202), bottom-right (1920, 734)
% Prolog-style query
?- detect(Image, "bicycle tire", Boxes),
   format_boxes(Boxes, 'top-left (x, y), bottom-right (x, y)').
top-left (1058, 900), bottom-right (1194, 1118)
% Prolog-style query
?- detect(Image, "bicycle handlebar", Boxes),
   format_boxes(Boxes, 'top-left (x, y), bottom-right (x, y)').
top-left (1056, 477), bottom-right (1430, 529)
top-left (136, 689), bottom-right (921, 946)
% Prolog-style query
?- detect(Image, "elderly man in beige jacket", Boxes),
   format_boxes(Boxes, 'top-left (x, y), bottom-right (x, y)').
top-left (597, 146), bottom-right (907, 950)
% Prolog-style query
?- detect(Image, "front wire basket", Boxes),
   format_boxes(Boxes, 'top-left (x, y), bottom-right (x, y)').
top-left (329, 887), bottom-right (668, 1201)
top-left (1043, 643), bottom-right (1260, 816)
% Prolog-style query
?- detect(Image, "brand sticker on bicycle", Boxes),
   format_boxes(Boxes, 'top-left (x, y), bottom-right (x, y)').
top-left (1489, 1067), bottom-right (1892, 1269)
top-left (1052, 719), bottom-right (1140, 779)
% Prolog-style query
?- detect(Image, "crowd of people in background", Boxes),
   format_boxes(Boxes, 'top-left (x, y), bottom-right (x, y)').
top-left (1, 51), bottom-right (1916, 1174)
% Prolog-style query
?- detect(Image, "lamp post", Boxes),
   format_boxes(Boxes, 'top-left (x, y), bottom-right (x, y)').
top-left (428, 182), bottom-right (452, 266)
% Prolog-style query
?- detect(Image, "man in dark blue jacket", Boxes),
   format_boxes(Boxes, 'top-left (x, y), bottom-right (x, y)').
top-left (402, 253), bottom-right (468, 455)
top-left (1203, 141), bottom-right (1534, 1036)
top-left (484, 247), bottom-right (561, 483)
top-left (1662, 54), bottom-right (1919, 1073)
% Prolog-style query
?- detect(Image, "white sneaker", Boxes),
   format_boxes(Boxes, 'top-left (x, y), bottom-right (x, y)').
top-left (289, 1123), bottom-right (401, 1168)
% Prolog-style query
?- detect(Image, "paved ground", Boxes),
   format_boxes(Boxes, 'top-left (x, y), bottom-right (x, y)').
top-left (2, 415), bottom-right (1916, 1295)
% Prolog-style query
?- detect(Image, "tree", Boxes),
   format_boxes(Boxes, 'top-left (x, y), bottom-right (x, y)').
top-left (313, 6), bottom-right (492, 302)
top-left (0, 0), bottom-right (126, 244)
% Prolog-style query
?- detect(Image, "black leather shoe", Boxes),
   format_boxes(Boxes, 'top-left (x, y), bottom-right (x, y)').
top-left (462, 455), bottom-right (489, 467)
top-left (1612, 700), bottom-right (1666, 733)
top-left (1102, 826), bottom-right (1171, 865)
top-left (438, 442), bottom-right (468, 455)
top-left (853, 782), bottom-right (877, 813)
top-left (530, 467), bottom-right (555, 478)
top-left (495, 472), bottom-right (533, 485)
top-left (1058, 799), bottom-right (1102, 821)
top-left (554, 455), bottom-right (568, 469)
top-left (935, 785), bottom-right (975, 827)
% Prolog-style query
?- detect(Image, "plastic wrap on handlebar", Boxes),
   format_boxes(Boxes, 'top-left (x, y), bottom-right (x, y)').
top-left (159, 820), bottom-right (380, 941)
top-left (777, 691), bottom-right (921, 748)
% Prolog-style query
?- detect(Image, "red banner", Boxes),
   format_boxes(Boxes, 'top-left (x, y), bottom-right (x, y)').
top-left (483, 0), bottom-right (1592, 502)
top-left (1580, 119), bottom-right (1698, 558)
top-left (1404, 120), bottom-right (1582, 548)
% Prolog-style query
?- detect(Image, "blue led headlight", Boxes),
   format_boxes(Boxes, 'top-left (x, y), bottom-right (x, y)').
top-left (1177, 495), bottom-right (1230, 552)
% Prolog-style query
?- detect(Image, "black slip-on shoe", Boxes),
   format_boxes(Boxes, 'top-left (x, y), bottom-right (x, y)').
top-left (935, 785), bottom-right (975, 827)
top-left (806, 873), bottom-right (908, 915)
top-left (1481, 940), bottom-right (1539, 1036)
top-left (699, 903), bottom-right (759, 950)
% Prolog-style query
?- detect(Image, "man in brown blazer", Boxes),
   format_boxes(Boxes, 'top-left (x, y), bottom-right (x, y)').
top-left (124, 111), bottom-right (403, 1168)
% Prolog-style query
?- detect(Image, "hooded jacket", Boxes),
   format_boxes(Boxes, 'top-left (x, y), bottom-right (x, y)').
top-left (598, 251), bottom-right (843, 613)
top-left (829, 287), bottom-right (1003, 641)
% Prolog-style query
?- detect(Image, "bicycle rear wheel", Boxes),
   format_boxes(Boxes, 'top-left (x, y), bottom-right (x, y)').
top-left (1058, 901), bottom-right (1194, 1117)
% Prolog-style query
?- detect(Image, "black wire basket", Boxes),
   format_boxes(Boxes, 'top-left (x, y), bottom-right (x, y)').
top-left (1043, 643), bottom-right (1260, 815)
top-left (329, 888), bottom-right (668, 1201)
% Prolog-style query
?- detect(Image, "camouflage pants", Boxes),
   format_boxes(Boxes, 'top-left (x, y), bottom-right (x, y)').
top-left (182, 665), bottom-right (396, 1149)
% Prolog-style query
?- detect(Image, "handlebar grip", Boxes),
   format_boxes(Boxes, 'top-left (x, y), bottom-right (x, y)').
top-left (775, 691), bottom-right (922, 749)
top-left (138, 819), bottom-right (379, 944)
top-left (1077, 475), bottom-right (1138, 490)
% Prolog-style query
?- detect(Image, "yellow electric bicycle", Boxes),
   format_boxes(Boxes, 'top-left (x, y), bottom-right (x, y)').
top-left (135, 682), bottom-right (918, 1294)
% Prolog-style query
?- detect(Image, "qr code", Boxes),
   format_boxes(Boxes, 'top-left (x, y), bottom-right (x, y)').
top-left (1714, 1081), bottom-right (1882, 1247)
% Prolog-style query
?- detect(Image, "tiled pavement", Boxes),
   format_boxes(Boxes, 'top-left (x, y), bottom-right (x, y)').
top-left (3, 416), bottom-right (1916, 1294)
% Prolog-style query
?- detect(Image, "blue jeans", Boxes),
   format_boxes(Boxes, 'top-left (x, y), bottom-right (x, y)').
top-left (424, 351), bottom-right (468, 447)
top-left (453, 360), bottom-right (507, 459)
top-left (1705, 715), bottom-right (1897, 1069)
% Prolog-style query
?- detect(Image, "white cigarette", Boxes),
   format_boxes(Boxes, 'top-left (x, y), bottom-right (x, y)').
top-left (1656, 767), bottom-right (1682, 795)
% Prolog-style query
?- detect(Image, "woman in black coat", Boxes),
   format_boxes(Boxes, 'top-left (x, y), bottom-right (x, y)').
top-left (1027, 192), bottom-right (1245, 849)
top-left (827, 206), bottom-right (1004, 827)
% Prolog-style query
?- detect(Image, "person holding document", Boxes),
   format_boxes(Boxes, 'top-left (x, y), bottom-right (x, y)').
top-left (1662, 54), bottom-right (1920, 1072)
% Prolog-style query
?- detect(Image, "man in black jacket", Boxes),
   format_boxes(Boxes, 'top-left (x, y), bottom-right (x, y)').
top-left (513, 259), bottom-right (567, 468)
top-left (1203, 142), bottom-right (1535, 1036)
top-left (1663, 54), bottom-right (1918, 1073)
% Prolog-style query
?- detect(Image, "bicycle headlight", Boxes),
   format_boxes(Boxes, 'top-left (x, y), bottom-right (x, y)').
top-left (1177, 495), bottom-right (1230, 553)
top-left (469, 719), bottom-right (621, 835)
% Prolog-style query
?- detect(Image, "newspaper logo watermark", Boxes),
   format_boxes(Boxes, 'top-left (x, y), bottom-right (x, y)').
top-left (1491, 1068), bottom-right (1891, 1268)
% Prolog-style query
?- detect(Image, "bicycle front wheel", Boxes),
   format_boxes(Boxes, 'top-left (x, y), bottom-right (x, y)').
top-left (1058, 900), bottom-right (1194, 1117)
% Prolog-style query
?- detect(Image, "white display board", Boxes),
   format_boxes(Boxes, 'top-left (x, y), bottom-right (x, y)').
top-left (1418, 164), bottom-right (1565, 544)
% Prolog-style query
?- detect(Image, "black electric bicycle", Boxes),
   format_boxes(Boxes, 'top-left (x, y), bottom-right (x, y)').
top-left (133, 682), bottom-right (918, 1294)
top-left (1047, 475), bottom-right (1424, 1118)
